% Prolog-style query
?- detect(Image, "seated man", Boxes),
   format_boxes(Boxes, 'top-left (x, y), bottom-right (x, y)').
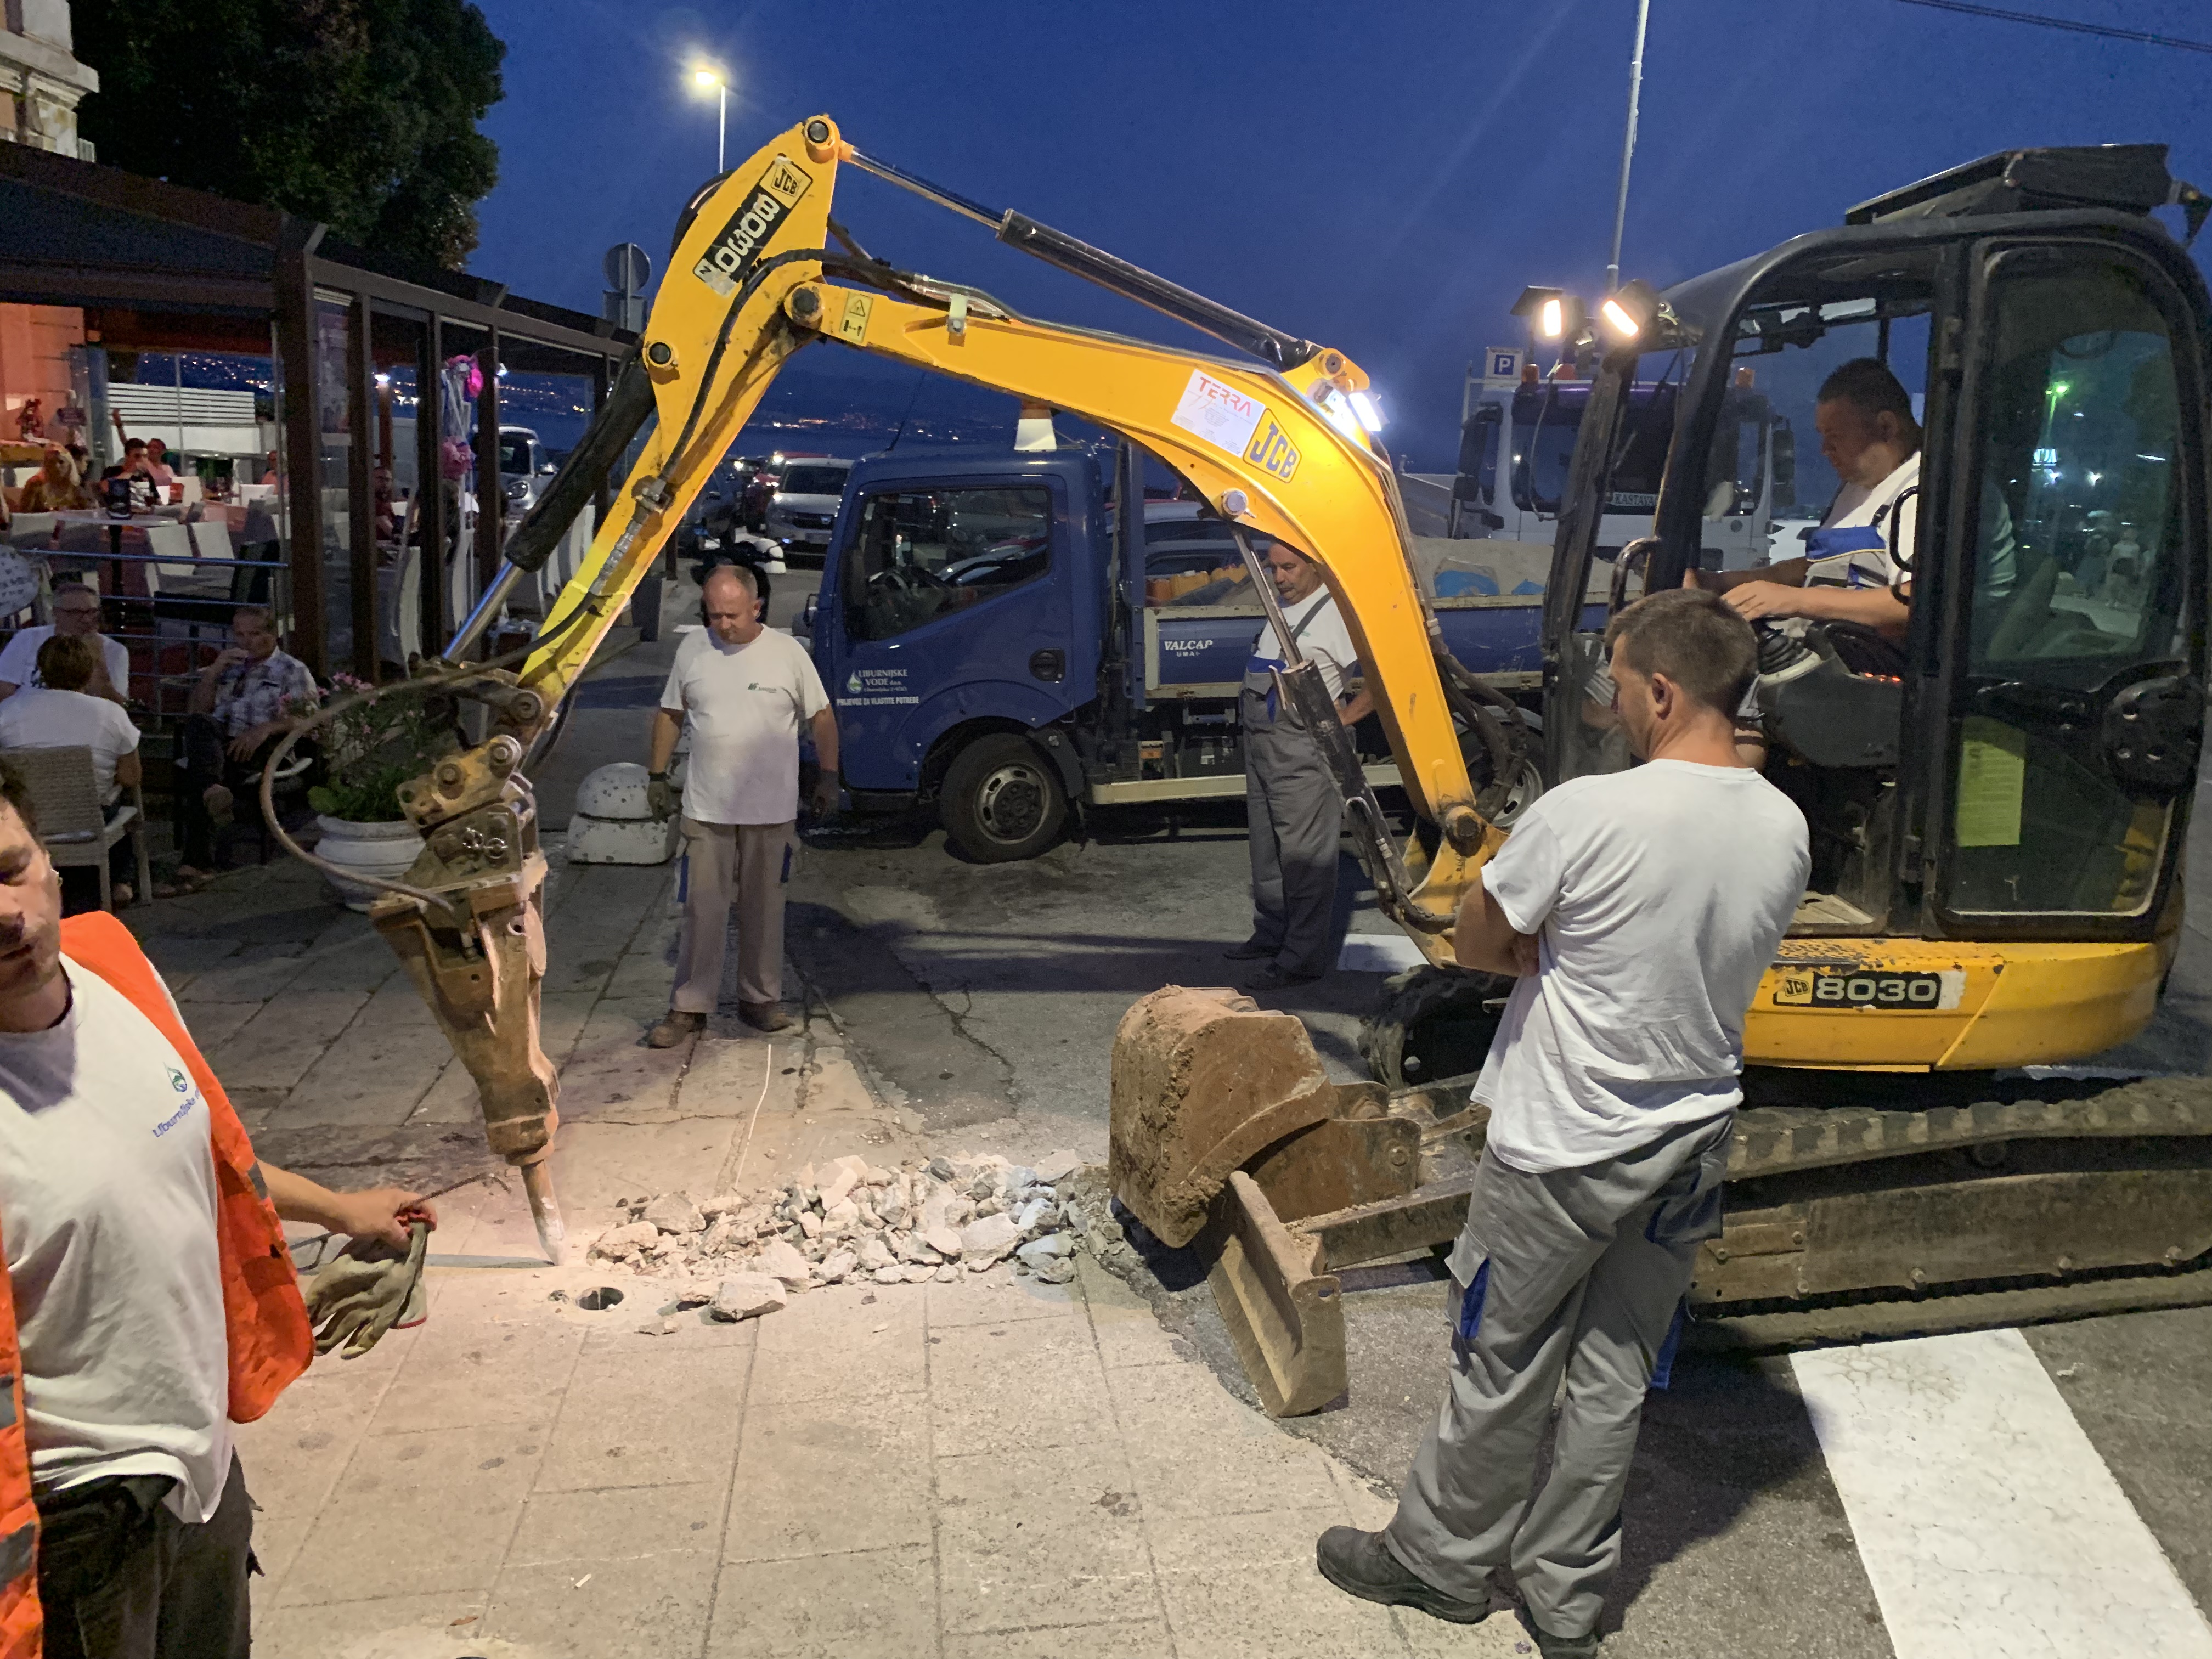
top-left (0, 634), bottom-right (144, 905)
top-left (100, 437), bottom-right (164, 512)
top-left (172, 606), bottom-right (317, 885)
top-left (0, 581), bottom-right (131, 706)
top-left (1691, 358), bottom-right (1921, 636)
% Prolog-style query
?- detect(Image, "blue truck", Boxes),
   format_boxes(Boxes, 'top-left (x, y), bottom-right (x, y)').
top-left (801, 444), bottom-right (1594, 861)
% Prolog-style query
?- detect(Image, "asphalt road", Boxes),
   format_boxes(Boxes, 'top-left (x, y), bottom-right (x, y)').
top-left (546, 558), bottom-right (2212, 1655)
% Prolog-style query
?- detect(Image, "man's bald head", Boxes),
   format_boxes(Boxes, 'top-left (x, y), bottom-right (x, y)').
top-left (702, 563), bottom-right (765, 646)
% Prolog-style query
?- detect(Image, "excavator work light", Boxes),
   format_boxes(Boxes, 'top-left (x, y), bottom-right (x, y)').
top-left (1348, 391), bottom-right (1385, 433)
top-left (1511, 285), bottom-right (1581, 342)
top-left (1599, 278), bottom-right (1666, 343)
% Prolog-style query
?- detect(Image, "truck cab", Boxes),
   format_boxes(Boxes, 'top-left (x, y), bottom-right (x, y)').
top-left (811, 444), bottom-right (1565, 861)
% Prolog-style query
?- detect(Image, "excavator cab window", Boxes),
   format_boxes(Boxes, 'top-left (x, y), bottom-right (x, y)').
top-left (1934, 241), bottom-right (2202, 925)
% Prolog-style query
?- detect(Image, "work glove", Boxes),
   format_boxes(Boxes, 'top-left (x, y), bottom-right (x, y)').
top-left (303, 1220), bottom-right (430, 1359)
top-left (647, 772), bottom-right (678, 820)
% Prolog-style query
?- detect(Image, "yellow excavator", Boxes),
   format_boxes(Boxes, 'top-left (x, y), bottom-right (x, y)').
top-left (273, 120), bottom-right (2212, 1412)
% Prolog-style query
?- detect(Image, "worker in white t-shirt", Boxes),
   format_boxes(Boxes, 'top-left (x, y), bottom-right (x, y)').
top-left (0, 581), bottom-right (131, 707)
top-left (0, 759), bottom-right (435, 1654)
top-left (1692, 358), bottom-right (1922, 637)
top-left (1318, 588), bottom-right (1809, 1657)
top-left (1224, 541), bottom-right (1373, 992)
top-left (645, 565), bottom-right (839, 1045)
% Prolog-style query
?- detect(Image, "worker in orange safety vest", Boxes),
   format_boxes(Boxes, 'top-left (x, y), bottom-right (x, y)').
top-left (0, 759), bottom-right (437, 1657)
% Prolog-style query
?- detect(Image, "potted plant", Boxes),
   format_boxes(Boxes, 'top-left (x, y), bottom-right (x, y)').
top-left (304, 674), bottom-right (453, 910)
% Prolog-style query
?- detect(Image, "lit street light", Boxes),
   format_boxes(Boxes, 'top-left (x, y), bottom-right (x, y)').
top-left (692, 65), bottom-right (730, 173)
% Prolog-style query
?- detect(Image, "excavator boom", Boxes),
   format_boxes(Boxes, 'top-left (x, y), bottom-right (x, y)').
top-left (338, 114), bottom-right (1502, 1260)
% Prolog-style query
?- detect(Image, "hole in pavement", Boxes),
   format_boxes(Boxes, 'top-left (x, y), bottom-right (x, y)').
top-left (577, 1286), bottom-right (625, 1311)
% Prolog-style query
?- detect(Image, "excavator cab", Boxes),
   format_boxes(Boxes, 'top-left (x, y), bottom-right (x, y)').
top-left (1544, 145), bottom-right (2211, 1069)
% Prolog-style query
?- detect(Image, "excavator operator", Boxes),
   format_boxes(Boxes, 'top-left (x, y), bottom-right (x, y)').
top-left (1690, 357), bottom-right (1922, 635)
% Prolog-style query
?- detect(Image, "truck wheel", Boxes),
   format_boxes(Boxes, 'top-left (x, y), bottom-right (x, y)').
top-left (939, 734), bottom-right (1067, 862)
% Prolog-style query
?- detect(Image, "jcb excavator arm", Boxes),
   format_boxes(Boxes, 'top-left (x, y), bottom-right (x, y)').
top-left (301, 114), bottom-right (1504, 1260)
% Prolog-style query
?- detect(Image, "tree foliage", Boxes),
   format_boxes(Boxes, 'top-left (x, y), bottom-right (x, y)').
top-left (74, 0), bottom-right (505, 269)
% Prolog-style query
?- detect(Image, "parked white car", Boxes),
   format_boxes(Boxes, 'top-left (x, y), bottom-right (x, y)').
top-left (761, 458), bottom-right (853, 561)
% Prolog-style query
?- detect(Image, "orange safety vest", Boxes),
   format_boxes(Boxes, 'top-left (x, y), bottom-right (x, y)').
top-left (0, 912), bottom-right (314, 1656)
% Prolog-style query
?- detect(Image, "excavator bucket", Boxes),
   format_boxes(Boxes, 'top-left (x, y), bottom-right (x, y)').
top-left (1109, 986), bottom-right (1342, 1249)
top-left (1110, 986), bottom-right (1486, 1415)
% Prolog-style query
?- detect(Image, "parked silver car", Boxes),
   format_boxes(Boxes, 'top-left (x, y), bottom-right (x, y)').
top-left (761, 458), bottom-right (853, 561)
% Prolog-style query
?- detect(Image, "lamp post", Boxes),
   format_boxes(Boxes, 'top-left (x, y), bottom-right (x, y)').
top-left (1604, 0), bottom-right (1651, 295)
top-left (693, 66), bottom-right (729, 173)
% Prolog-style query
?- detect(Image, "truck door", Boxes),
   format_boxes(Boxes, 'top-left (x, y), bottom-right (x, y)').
top-left (821, 473), bottom-right (1086, 792)
top-left (1928, 238), bottom-right (2208, 931)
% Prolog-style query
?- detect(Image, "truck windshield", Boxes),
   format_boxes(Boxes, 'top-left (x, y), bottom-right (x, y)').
top-left (782, 465), bottom-right (849, 495)
top-left (1510, 381), bottom-right (1680, 514)
top-left (845, 484), bottom-right (1054, 642)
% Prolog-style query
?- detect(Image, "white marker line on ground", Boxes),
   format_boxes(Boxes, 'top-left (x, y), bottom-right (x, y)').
top-left (1337, 934), bottom-right (1429, 974)
top-left (1793, 1328), bottom-right (2212, 1658)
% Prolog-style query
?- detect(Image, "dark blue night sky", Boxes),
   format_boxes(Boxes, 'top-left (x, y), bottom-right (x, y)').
top-left (466, 0), bottom-right (2212, 469)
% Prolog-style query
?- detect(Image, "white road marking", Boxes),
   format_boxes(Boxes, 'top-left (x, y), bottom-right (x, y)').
top-left (1336, 934), bottom-right (1429, 973)
top-left (1793, 1328), bottom-right (2212, 1658)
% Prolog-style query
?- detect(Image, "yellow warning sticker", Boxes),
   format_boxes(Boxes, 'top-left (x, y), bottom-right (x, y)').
top-left (1955, 715), bottom-right (2027, 848)
top-left (837, 291), bottom-right (873, 345)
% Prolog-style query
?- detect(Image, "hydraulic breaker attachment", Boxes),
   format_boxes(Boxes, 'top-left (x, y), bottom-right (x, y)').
top-left (367, 732), bottom-right (567, 1262)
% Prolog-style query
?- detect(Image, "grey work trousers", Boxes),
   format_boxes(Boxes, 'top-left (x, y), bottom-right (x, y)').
top-left (672, 817), bottom-right (794, 1012)
top-left (1243, 707), bottom-right (1342, 978)
top-left (1385, 1113), bottom-right (1732, 1637)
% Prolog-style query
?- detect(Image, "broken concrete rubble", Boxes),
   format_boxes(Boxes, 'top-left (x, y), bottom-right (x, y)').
top-left (585, 1147), bottom-right (1115, 1324)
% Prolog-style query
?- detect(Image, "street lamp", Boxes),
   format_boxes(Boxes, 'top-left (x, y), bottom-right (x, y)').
top-left (691, 65), bottom-right (729, 173)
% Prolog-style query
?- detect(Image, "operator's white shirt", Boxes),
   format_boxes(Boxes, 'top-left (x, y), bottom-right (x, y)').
top-left (1252, 590), bottom-right (1358, 701)
top-left (1810, 455), bottom-right (1920, 590)
top-left (0, 961), bottom-right (234, 1521)
top-left (662, 626), bottom-right (830, 826)
top-left (1476, 760), bottom-right (1809, 1172)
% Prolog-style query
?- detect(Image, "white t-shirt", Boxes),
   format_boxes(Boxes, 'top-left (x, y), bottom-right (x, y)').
top-left (0, 688), bottom-right (141, 804)
top-left (1252, 590), bottom-right (1359, 699)
top-left (0, 961), bottom-right (234, 1521)
top-left (1811, 455), bottom-right (1920, 591)
top-left (0, 627), bottom-right (130, 696)
top-left (1476, 760), bottom-right (1810, 1172)
top-left (661, 627), bottom-right (830, 825)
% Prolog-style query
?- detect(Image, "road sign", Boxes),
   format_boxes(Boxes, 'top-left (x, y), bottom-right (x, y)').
top-left (603, 243), bottom-right (652, 292)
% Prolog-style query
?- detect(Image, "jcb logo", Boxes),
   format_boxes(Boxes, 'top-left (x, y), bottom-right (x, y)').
top-left (1247, 418), bottom-right (1300, 481)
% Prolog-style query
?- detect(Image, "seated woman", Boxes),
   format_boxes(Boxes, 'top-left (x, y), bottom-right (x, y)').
top-left (13, 448), bottom-right (93, 514)
top-left (0, 633), bottom-right (143, 906)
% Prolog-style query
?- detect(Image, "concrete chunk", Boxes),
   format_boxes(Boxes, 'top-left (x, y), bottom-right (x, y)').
top-left (958, 1214), bottom-right (1022, 1262)
top-left (756, 1239), bottom-right (813, 1289)
top-left (922, 1226), bottom-right (964, 1260)
top-left (818, 1249), bottom-right (858, 1284)
top-left (709, 1274), bottom-right (787, 1321)
top-left (594, 1220), bottom-right (660, 1253)
top-left (1033, 1150), bottom-right (1084, 1185)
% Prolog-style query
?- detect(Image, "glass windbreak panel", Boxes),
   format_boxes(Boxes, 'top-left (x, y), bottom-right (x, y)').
top-left (1944, 250), bottom-right (2189, 918)
top-left (845, 486), bottom-right (1053, 642)
top-left (313, 298), bottom-right (354, 672)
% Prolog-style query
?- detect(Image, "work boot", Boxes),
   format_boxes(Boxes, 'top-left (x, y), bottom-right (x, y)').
top-left (1243, 962), bottom-right (1322, 993)
top-left (1221, 937), bottom-right (1276, 961)
top-left (738, 1000), bottom-right (793, 1034)
top-left (1517, 1607), bottom-right (1601, 1657)
top-left (1315, 1527), bottom-right (1490, 1624)
top-left (645, 1010), bottom-right (704, 1048)
top-left (202, 782), bottom-right (234, 828)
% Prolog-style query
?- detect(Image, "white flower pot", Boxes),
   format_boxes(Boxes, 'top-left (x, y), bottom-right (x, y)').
top-left (315, 815), bottom-right (425, 911)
